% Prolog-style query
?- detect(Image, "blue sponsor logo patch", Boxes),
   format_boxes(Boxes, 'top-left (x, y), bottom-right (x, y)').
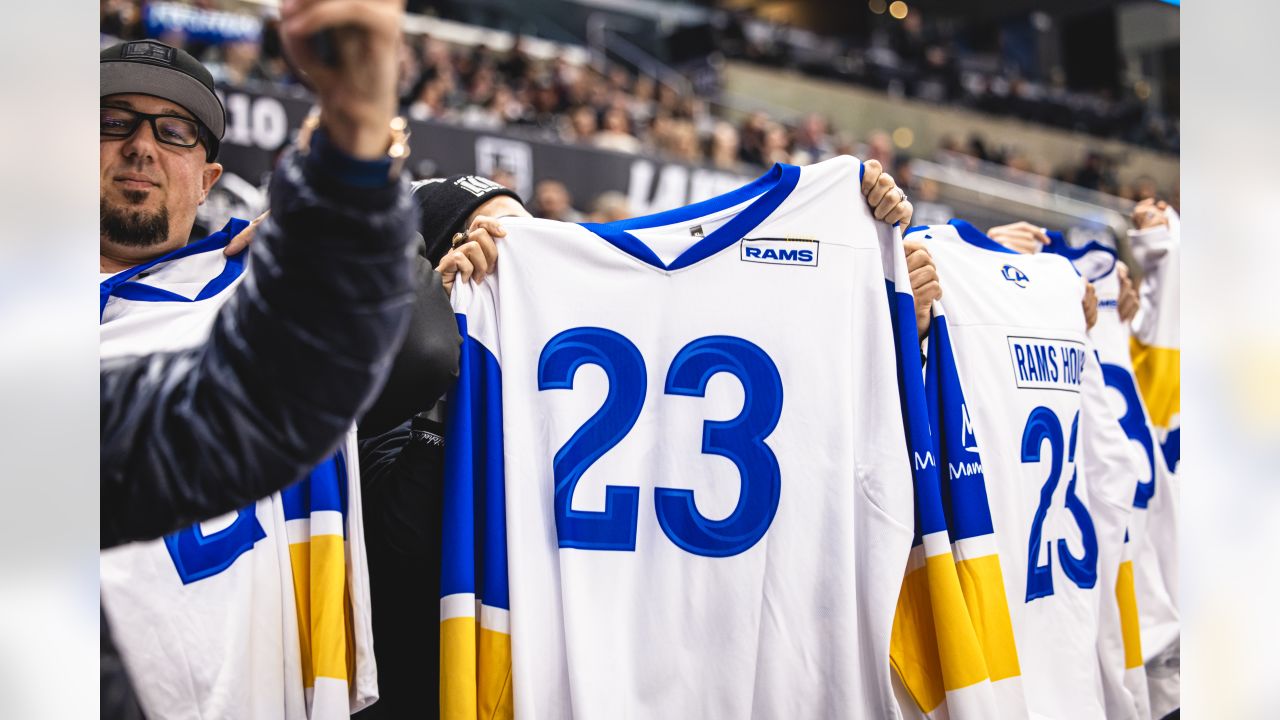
top-left (740, 237), bottom-right (819, 266)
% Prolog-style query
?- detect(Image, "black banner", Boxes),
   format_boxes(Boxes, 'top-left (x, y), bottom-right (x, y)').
top-left (199, 85), bottom-right (755, 234)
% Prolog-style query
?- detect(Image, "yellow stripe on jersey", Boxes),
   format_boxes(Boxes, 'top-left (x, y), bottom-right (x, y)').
top-left (1115, 560), bottom-right (1144, 669)
top-left (440, 610), bottom-right (513, 720)
top-left (441, 614), bottom-right (478, 720)
top-left (289, 534), bottom-right (354, 687)
top-left (1130, 339), bottom-right (1180, 429)
top-left (479, 626), bottom-right (514, 720)
top-left (892, 560), bottom-right (947, 713)
top-left (954, 554), bottom-right (1021, 682)
top-left (892, 545), bottom-right (993, 713)
top-left (927, 553), bottom-right (990, 691)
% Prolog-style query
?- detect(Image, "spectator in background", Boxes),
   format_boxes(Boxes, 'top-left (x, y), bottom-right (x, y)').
top-left (791, 113), bottom-right (833, 166)
top-left (864, 129), bottom-right (893, 168)
top-left (101, 0), bottom-right (144, 42)
top-left (136, 3), bottom-right (1173, 199)
top-left (532, 179), bottom-right (583, 222)
top-left (590, 191), bottom-right (633, 223)
top-left (629, 75), bottom-right (656, 127)
top-left (489, 167), bottom-right (519, 192)
top-left (738, 111), bottom-right (770, 166)
top-left (760, 121), bottom-right (792, 165)
top-left (594, 107), bottom-right (642, 154)
top-left (664, 120), bottom-right (703, 163)
top-left (708, 121), bottom-right (742, 171)
top-left (1133, 175), bottom-right (1159, 202)
top-left (499, 35), bottom-right (530, 82)
top-left (206, 39), bottom-right (263, 86)
top-left (564, 105), bottom-right (598, 144)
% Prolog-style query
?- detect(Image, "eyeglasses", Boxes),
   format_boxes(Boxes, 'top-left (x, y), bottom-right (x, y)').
top-left (100, 106), bottom-right (205, 150)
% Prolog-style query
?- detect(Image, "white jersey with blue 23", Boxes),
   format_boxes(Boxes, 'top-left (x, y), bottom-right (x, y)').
top-left (441, 156), bottom-right (922, 719)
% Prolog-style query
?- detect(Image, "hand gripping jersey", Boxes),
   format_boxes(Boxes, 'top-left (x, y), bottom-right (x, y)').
top-left (1044, 237), bottom-right (1178, 718)
top-left (908, 221), bottom-right (1145, 720)
top-left (99, 221), bottom-right (377, 720)
top-left (1127, 211), bottom-right (1181, 476)
top-left (442, 156), bottom-right (922, 719)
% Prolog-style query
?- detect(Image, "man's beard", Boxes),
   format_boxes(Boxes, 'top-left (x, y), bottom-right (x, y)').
top-left (100, 193), bottom-right (170, 248)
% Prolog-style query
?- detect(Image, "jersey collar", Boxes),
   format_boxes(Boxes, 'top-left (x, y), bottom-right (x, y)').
top-left (580, 163), bottom-right (802, 271)
top-left (99, 217), bottom-right (251, 322)
top-left (1042, 233), bottom-right (1118, 282)
top-left (945, 218), bottom-right (1020, 255)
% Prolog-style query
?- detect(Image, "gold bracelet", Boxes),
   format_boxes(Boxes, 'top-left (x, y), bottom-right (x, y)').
top-left (296, 110), bottom-right (412, 180)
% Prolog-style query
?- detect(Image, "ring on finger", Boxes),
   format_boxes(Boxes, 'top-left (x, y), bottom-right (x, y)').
top-left (451, 230), bottom-right (470, 249)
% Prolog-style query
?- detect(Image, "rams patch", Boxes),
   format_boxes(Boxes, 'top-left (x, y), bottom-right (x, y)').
top-left (740, 237), bottom-right (819, 266)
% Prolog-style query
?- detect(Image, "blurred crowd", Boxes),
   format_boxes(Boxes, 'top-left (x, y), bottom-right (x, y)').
top-left (101, 0), bottom-right (1174, 222)
top-left (718, 8), bottom-right (1179, 155)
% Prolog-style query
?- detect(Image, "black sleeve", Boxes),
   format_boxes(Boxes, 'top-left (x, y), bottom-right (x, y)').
top-left (358, 411), bottom-right (447, 556)
top-left (100, 143), bottom-right (419, 549)
top-left (357, 257), bottom-right (461, 436)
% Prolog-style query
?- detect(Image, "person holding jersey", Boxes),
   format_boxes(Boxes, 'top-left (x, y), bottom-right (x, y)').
top-left (100, 0), bottom-right (423, 716)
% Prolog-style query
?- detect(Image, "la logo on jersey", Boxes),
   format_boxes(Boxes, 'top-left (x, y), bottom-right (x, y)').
top-left (740, 237), bottom-right (819, 266)
top-left (1002, 264), bottom-right (1029, 287)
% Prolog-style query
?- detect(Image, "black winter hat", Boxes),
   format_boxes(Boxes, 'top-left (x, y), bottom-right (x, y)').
top-left (412, 175), bottom-right (523, 266)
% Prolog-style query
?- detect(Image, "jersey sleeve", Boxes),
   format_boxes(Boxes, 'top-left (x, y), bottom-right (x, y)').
top-left (917, 298), bottom-right (1027, 719)
top-left (1127, 212), bottom-right (1180, 473)
top-left (882, 226), bottom-right (1004, 720)
top-left (440, 278), bottom-right (514, 720)
top-left (282, 432), bottom-right (379, 714)
top-left (1080, 346), bottom-right (1150, 720)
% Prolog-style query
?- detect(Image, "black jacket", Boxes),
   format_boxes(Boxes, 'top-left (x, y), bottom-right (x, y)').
top-left (100, 141), bottom-right (420, 717)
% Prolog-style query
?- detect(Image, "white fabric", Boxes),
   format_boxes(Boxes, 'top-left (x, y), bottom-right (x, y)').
top-left (100, 241), bottom-right (376, 719)
top-left (452, 156), bottom-right (917, 718)
top-left (911, 224), bottom-right (1143, 720)
top-left (1064, 243), bottom-right (1180, 716)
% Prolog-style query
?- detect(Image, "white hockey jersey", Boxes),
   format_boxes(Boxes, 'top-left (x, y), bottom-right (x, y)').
top-left (908, 221), bottom-right (1145, 720)
top-left (99, 220), bottom-right (377, 720)
top-left (441, 157), bottom-right (921, 719)
top-left (1045, 237), bottom-right (1178, 717)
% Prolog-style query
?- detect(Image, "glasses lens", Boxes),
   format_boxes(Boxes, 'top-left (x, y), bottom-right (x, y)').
top-left (100, 107), bottom-right (138, 136)
top-left (155, 116), bottom-right (200, 147)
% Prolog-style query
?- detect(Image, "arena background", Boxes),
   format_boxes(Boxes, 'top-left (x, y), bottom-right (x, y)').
top-left (19, 0), bottom-right (1280, 717)
top-left (102, 0), bottom-right (1180, 251)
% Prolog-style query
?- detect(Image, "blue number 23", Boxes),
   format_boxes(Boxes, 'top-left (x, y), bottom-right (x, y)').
top-left (538, 327), bottom-right (783, 558)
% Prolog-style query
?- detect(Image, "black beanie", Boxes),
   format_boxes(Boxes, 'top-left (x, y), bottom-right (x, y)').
top-left (412, 175), bottom-right (523, 266)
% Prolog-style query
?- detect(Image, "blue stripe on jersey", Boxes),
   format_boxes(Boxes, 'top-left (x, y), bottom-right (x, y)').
top-left (282, 452), bottom-right (350, 523)
top-left (884, 279), bottom-right (947, 543)
top-left (1161, 427), bottom-right (1179, 474)
top-left (442, 313), bottom-right (510, 610)
top-left (99, 217), bottom-right (250, 320)
top-left (946, 219), bottom-right (1019, 255)
top-left (924, 313), bottom-right (996, 542)
top-left (580, 163), bottom-right (802, 271)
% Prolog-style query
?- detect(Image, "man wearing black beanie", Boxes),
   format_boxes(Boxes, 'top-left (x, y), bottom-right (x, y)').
top-left (413, 174), bottom-right (527, 266)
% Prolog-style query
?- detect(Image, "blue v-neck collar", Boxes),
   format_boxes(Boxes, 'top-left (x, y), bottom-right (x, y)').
top-left (580, 163), bottom-right (802, 271)
top-left (945, 218), bottom-right (1019, 255)
top-left (100, 217), bottom-right (250, 322)
top-left (1043, 235), bottom-right (1117, 282)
